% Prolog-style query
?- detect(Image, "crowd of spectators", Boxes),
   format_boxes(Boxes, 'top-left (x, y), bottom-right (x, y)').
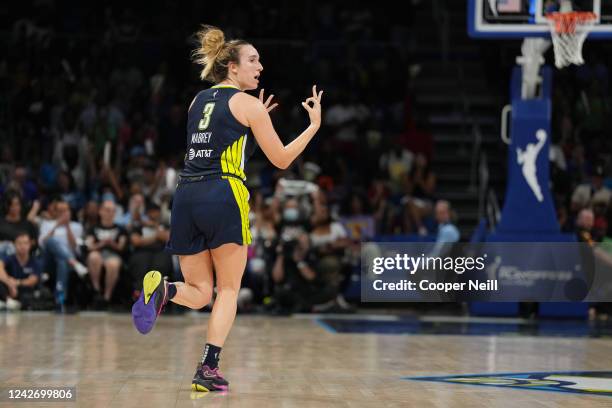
top-left (0, 1), bottom-right (448, 313)
top-left (3, 2), bottom-right (611, 401)
top-left (548, 56), bottom-right (612, 244)
top-left (545, 54), bottom-right (612, 319)
top-left (9, 2), bottom-right (611, 315)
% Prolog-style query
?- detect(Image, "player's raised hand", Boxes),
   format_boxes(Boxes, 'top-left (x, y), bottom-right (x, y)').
top-left (259, 89), bottom-right (278, 113)
top-left (301, 85), bottom-right (323, 128)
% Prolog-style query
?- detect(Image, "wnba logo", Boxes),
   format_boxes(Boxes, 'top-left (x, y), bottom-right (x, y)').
top-left (516, 129), bottom-right (546, 202)
top-left (188, 148), bottom-right (196, 160)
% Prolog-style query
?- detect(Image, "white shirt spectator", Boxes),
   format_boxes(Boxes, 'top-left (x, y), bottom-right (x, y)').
top-left (549, 144), bottom-right (567, 171)
top-left (39, 219), bottom-right (84, 256)
top-left (572, 184), bottom-right (611, 208)
top-left (379, 149), bottom-right (414, 186)
top-left (324, 103), bottom-right (370, 127)
top-left (310, 222), bottom-right (348, 248)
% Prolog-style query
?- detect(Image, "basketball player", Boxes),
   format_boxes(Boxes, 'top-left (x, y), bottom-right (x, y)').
top-left (131, 25), bottom-right (323, 392)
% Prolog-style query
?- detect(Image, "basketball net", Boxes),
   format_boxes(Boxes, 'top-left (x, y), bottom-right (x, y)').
top-left (545, 10), bottom-right (596, 68)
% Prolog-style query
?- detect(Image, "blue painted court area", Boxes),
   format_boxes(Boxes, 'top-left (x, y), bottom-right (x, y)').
top-left (405, 371), bottom-right (612, 397)
top-left (317, 316), bottom-right (612, 338)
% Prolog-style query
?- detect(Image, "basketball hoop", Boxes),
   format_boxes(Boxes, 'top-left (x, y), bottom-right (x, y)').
top-left (545, 11), bottom-right (597, 68)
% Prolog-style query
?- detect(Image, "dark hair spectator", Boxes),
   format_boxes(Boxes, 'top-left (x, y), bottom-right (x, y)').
top-left (0, 191), bottom-right (39, 258)
top-left (127, 201), bottom-right (173, 298)
top-left (0, 232), bottom-right (41, 310)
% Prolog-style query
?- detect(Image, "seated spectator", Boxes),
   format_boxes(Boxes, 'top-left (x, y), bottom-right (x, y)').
top-left (142, 161), bottom-right (164, 205)
top-left (0, 191), bottom-right (39, 258)
top-left (310, 204), bottom-right (349, 253)
top-left (571, 163), bottom-right (611, 212)
top-left (0, 232), bottom-right (41, 310)
top-left (118, 192), bottom-right (147, 229)
top-left (309, 204), bottom-right (353, 312)
top-left (379, 144), bottom-right (414, 195)
top-left (271, 231), bottom-right (337, 314)
top-left (576, 208), bottom-right (598, 245)
top-left (429, 200), bottom-right (460, 258)
top-left (57, 170), bottom-right (86, 213)
top-left (248, 197), bottom-right (279, 300)
top-left (85, 200), bottom-right (127, 308)
top-left (367, 176), bottom-right (393, 235)
top-left (340, 193), bottom-right (376, 240)
top-left (576, 208), bottom-right (612, 320)
top-left (80, 200), bottom-right (100, 232)
top-left (39, 199), bottom-right (88, 309)
top-left (4, 165), bottom-right (38, 204)
top-left (401, 153), bottom-right (437, 235)
top-left (593, 200), bottom-right (609, 242)
top-left (128, 202), bottom-right (172, 296)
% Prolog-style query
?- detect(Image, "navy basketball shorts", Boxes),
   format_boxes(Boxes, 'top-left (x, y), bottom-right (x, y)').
top-left (165, 177), bottom-right (252, 255)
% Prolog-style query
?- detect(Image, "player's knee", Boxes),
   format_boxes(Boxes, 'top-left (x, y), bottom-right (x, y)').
top-left (193, 296), bottom-right (211, 309)
top-left (193, 286), bottom-right (213, 309)
top-left (216, 285), bottom-right (240, 299)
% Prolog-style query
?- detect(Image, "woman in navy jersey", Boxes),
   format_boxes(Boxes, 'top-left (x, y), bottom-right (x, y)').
top-left (131, 25), bottom-right (323, 392)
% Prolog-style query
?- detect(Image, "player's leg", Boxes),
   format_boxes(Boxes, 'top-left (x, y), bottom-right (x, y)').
top-left (207, 243), bottom-right (247, 345)
top-left (191, 243), bottom-right (247, 392)
top-left (172, 251), bottom-right (214, 309)
top-left (131, 250), bottom-right (213, 334)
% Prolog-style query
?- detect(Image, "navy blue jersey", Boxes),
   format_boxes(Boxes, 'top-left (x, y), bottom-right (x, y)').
top-left (180, 84), bottom-right (256, 181)
top-left (2, 254), bottom-right (41, 280)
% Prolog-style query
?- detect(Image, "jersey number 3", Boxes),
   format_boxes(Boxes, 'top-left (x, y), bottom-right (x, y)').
top-left (198, 102), bottom-right (216, 130)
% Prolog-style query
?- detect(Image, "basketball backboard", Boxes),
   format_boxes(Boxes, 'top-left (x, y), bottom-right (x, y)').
top-left (468, 0), bottom-right (612, 38)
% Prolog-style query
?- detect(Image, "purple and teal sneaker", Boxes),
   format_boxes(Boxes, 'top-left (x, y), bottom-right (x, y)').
top-left (191, 365), bottom-right (229, 392)
top-left (131, 271), bottom-right (168, 334)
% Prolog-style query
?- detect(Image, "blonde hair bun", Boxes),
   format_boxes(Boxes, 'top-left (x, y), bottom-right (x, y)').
top-left (192, 25), bottom-right (249, 83)
top-left (201, 27), bottom-right (225, 60)
top-left (193, 25), bottom-right (226, 81)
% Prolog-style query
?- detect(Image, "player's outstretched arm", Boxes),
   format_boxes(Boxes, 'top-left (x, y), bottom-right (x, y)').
top-left (245, 85), bottom-right (323, 169)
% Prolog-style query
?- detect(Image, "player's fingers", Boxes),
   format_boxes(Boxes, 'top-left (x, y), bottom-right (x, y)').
top-left (259, 89), bottom-right (264, 101)
top-left (305, 96), bottom-right (317, 105)
top-left (318, 90), bottom-right (324, 102)
top-left (312, 85), bottom-right (317, 99)
top-left (267, 103), bottom-right (279, 112)
top-left (301, 102), bottom-right (313, 112)
top-left (265, 94), bottom-right (274, 106)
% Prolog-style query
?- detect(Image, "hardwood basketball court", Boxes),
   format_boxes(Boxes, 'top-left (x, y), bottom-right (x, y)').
top-left (2, 312), bottom-right (612, 407)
